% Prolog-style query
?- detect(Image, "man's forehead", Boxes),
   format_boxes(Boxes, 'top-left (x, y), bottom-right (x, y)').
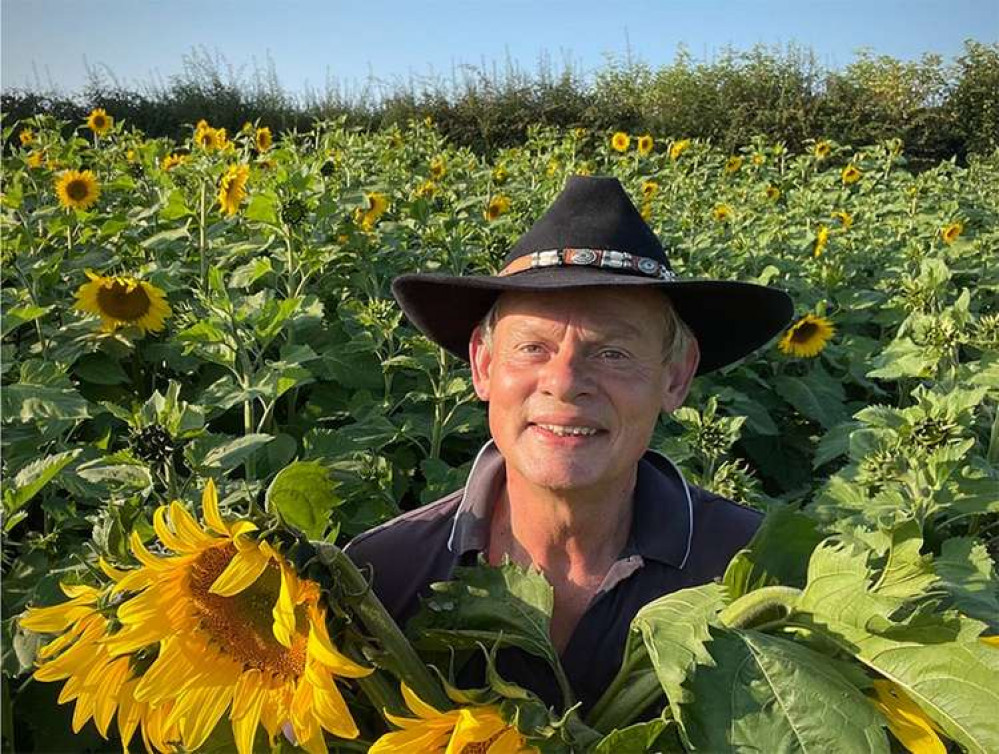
top-left (494, 288), bottom-right (664, 337)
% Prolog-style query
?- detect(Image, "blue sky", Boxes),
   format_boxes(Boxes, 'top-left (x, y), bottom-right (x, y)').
top-left (2, 0), bottom-right (997, 97)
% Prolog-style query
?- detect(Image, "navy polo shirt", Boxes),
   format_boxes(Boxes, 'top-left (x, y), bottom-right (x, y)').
top-left (345, 440), bottom-right (762, 715)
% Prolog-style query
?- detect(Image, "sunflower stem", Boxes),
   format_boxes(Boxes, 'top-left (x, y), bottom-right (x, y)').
top-left (587, 669), bottom-right (664, 732)
top-left (198, 178), bottom-right (208, 289)
top-left (315, 543), bottom-right (451, 712)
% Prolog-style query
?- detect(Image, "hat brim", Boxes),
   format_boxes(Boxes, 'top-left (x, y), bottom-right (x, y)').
top-left (392, 267), bottom-right (794, 375)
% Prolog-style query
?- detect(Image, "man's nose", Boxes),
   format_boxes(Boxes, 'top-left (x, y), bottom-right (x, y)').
top-left (537, 345), bottom-right (593, 401)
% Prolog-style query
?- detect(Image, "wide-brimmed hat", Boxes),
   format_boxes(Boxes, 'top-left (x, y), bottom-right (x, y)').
top-left (392, 175), bottom-right (793, 374)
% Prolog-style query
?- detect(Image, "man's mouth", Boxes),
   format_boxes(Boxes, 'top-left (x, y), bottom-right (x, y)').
top-left (531, 423), bottom-right (601, 437)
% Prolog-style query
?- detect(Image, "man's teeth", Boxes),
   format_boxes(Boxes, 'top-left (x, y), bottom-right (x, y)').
top-left (536, 424), bottom-right (599, 437)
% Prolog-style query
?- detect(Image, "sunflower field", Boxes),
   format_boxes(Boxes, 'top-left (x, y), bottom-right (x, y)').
top-left (1, 110), bottom-right (998, 753)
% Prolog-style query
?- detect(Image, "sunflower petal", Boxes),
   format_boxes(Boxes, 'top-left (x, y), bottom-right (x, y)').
top-left (307, 624), bottom-right (371, 678)
top-left (401, 682), bottom-right (446, 719)
top-left (201, 477), bottom-right (227, 534)
top-left (209, 544), bottom-right (270, 596)
top-left (272, 563), bottom-right (298, 648)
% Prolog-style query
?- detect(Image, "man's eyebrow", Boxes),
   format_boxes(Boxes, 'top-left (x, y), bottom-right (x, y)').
top-left (506, 318), bottom-right (646, 341)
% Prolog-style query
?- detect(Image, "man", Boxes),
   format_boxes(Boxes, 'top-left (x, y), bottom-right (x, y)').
top-left (346, 176), bottom-right (793, 713)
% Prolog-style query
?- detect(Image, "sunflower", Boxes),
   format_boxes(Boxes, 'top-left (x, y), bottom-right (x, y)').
top-left (941, 222), bottom-right (963, 245)
top-left (492, 165), bottom-right (508, 184)
top-left (640, 202), bottom-right (653, 222)
top-left (669, 139), bottom-right (691, 160)
top-left (831, 210), bottom-right (853, 229)
top-left (219, 164), bottom-right (250, 216)
top-left (99, 481), bottom-right (372, 754)
top-left (869, 680), bottom-right (945, 754)
top-left (814, 225), bottom-right (830, 258)
top-left (161, 153), bottom-right (187, 171)
top-left (55, 169), bottom-right (100, 211)
top-left (414, 180), bottom-right (437, 199)
top-left (610, 132), bottom-right (630, 153)
top-left (26, 151), bottom-right (45, 169)
top-left (641, 180), bottom-right (660, 199)
top-left (19, 127), bottom-right (35, 146)
top-left (255, 126), bottom-right (273, 152)
top-left (20, 582), bottom-right (182, 750)
top-left (724, 156), bottom-right (743, 174)
top-left (778, 314), bottom-right (835, 358)
top-left (765, 185), bottom-right (781, 201)
top-left (355, 192), bottom-right (390, 231)
top-left (712, 204), bottom-right (732, 222)
top-left (196, 124), bottom-right (225, 151)
top-left (87, 108), bottom-right (113, 136)
top-left (637, 134), bottom-right (654, 156)
top-left (841, 164), bottom-right (862, 184)
top-left (485, 195), bottom-right (511, 221)
top-left (546, 159), bottom-right (560, 177)
top-left (430, 156), bottom-right (446, 180)
top-left (813, 140), bottom-right (831, 159)
top-left (752, 153), bottom-right (766, 166)
top-left (370, 684), bottom-right (535, 754)
top-left (75, 271), bottom-right (171, 334)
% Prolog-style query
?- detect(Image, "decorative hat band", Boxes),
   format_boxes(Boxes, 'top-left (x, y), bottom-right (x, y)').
top-left (498, 248), bottom-right (677, 280)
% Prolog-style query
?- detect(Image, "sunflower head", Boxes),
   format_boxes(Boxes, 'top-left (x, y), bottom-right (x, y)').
top-left (813, 140), bottom-right (831, 159)
top-left (765, 185), bottom-right (781, 201)
top-left (641, 180), bottom-right (660, 199)
top-left (724, 156), bottom-right (743, 174)
top-left (161, 153), bottom-right (187, 171)
top-left (74, 271), bottom-right (171, 334)
top-left (195, 124), bottom-right (226, 151)
top-left (778, 314), bottom-right (834, 358)
top-left (430, 156), bottom-right (446, 180)
top-left (831, 210), bottom-right (853, 229)
top-left (752, 153), bottom-right (766, 166)
top-left (712, 204), bottom-right (732, 222)
top-left (941, 222), bottom-right (963, 245)
top-left (841, 164), bottom-right (862, 184)
top-left (414, 179), bottom-right (437, 199)
top-left (485, 195), bottom-right (511, 221)
top-left (814, 225), bottom-right (830, 258)
top-left (637, 134), bottom-right (654, 156)
top-left (610, 131), bottom-right (630, 153)
top-left (255, 126), bottom-right (273, 152)
top-left (86, 108), bottom-right (113, 136)
top-left (492, 165), bottom-right (508, 184)
top-left (55, 169), bottom-right (100, 211)
top-left (218, 164), bottom-right (250, 216)
top-left (19, 127), bottom-right (35, 146)
top-left (669, 139), bottom-right (691, 160)
top-left (27, 151), bottom-right (45, 169)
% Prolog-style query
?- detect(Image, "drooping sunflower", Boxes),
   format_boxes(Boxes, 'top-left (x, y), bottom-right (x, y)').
top-left (55, 169), bottom-right (100, 211)
top-left (485, 195), bottom-right (511, 222)
top-left (813, 225), bottom-right (830, 258)
top-left (669, 139), bottom-right (691, 160)
top-left (641, 180), bottom-right (660, 200)
top-left (712, 204), bottom-right (732, 223)
top-left (19, 127), bottom-right (35, 146)
top-left (430, 156), bottom-right (446, 180)
top-left (869, 680), bottom-right (945, 754)
top-left (724, 156), bottom-right (743, 174)
top-left (161, 153), bottom-right (187, 171)
top-left (831, 210), bottom-right (853, 229)
top-left (841, 164), bottom-right (862, 184)
top-left (100, 480), bottom-right (372, 754)
top-left (86, 108), bottom-right (113, 136)
top-left (219, 164), bottom-right (250, 216)
top-left (813, 140), bottom-right (831, 159)
top-left (74, 271), bottom-right (171, 334)
top-left (636, 134), bottom-right (654, 156)
top-left (941, 222), bottom-right (963, 245)
top-left (778, 314), bottom-right (835, 358)
top-left (255, 126), bottom-right (273, 152)
top-left (370, 684), bottom-right (535, 754)
top-left (765, 185), bottom-right (781, 201)
top-left (610, 132), bottom-right (630, 153)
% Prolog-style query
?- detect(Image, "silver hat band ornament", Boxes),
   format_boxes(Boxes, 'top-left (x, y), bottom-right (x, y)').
top-left (498, 248), bottom-right (677, 281)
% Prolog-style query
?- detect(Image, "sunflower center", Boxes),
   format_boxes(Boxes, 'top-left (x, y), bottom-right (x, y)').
top-left (791, 322), bottom-right (819, 343)
top-left (461, 731), bottom-right (506, 754)
top-left (95, 280), bottom-right (151, 321)
top-left (66, 179), bottom-right (90, 201)
top-left (188, 544), bottom-right (306, 678)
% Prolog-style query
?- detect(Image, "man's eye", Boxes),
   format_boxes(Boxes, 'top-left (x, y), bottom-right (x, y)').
top-left (518, 343), bottom-right (546, 354)
top-left (598, 349), bottom-right (629, 360)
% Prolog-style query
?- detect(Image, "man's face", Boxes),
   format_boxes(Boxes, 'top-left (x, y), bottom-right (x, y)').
top-left (470, 287), bottom-right (699, 495)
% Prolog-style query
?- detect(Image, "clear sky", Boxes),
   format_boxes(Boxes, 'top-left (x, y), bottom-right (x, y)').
top-left (2, 0), bottom-right (997, 98)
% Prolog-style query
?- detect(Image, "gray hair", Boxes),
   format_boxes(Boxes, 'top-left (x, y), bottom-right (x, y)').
top-left (476, 290), bottom-right (696, 366)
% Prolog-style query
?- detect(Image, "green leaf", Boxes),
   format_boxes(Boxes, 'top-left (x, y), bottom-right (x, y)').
top-left (160, 188), bottom-right (193, 220)
top-left (409, 559), bottom-right (560, 671)
top-left (245, 190), bottom-right (279, 224)
top-left (592, 716), bottom-right (680, 754)
top-left (72, 352), bottom-right (130, 385)
top-left (141, 225), bottom-right (191, 250)
top-left (230, 257), bottom-right (274, 288)
top-left (200, 434), bottom-right (274, 470)
top-left (75, 452), bottom-right (153, 493)
top-left (737, 507), bottom-right (824, 589)
top-left (1, 305), bottom-right (52, 338)
top-left (933, 538), bottom-right (999, 630)
top-left (680, 627), bottom-right (889, 753)
top-left (1, 384), bottom-right (90, 422)
top-left (2, 449), bottom-right (81, 528)
top-left (265, 460), bottom-right (342, 539)
top-left (774, 371), bottom-right (848, 429)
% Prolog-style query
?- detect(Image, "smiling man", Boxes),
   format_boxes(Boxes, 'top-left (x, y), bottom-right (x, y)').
top-left (345, 176), bottom-right (794, 713)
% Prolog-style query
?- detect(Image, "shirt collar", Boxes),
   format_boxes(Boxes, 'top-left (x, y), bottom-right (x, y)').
top-left (446, 441), bottom-right (694, 570)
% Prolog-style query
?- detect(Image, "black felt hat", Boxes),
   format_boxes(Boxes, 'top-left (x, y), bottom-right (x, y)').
top-left (392, 175), bottom-right (793, 374)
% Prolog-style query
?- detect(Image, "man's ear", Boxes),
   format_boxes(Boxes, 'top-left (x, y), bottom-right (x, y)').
top-left (661, 338), bottom-right (700, 413)
top-left (469, 326), bottom-right (492, 401)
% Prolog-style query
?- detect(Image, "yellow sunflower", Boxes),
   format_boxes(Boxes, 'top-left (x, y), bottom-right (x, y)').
top-left (55, 169), bottom-right (100, 211)
top-left (831, 210), bottom-right (853, 229)
top-left (610, 132), bottom-right (630, 153)
top-left (941, 222), bottom-right (963, 245)
top-left (27, 151), bottom-right (45, 169)
top-left (86, 108), bottom-right (113, 136)
top-left (219, 164), bottom-right (250, 216)
top-left (637, 134), bottom-right (654, 156)
top-left (814, 225), bottom-right (830, 258)
top-left (196, 124), bottom-right (225, 151)
top-left (841, 164), bottom-right (862, 184)
top-left (640, 202), bottom-right (653, 222)
top-left (415, 180), bottom-right (437, 199)
top-left (19, 127), bottom-right (35, 146)
top-left (641, 180), bottom-right (660, 199)
top-left (370, 684), bottom-right (535, 754)
top-left (485, 195), bottom-right (511, 221)
top-left (712, 204), bottom-right (732, 222)
top-left (20, 582), bottom-right (182, 751)
top-left (100, 480), bottom-right (372, 754)
top-left (161, 153), bottom-right (187, 171)
top-left (724, 156), bottom-right (743, 174)
top-left (492, 165), bottom-right (508, 184)
top-left (765, 185), bottom-right (781, 201)
top-left (74, 271), bottom-right (171, 334)
top-left (430, 156), bottom-right (446, 180)
top-left (869, 680), bottom-right (945, 754)
top-left (354, 192), bottom-right (390, 231)
top-left (546, 159), bottom-right (560, 177)
top-left (813, 140), bottom-right (831, 159)
top-left (778, 314), bottom-right (835, 358)
top-left (669, 139), bottom-right (691, 160)
top-left (752, 153), bottom-right (766, 166)
top-left (255, 126), bottom-right (273, 152)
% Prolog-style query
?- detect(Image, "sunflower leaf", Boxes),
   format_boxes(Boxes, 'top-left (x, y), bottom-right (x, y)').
top-left (266, 460), bottom-right (342, 539)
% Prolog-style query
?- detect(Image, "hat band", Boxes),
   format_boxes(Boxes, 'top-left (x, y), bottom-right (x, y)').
top-left (498, 248), bottom-right (677, 280)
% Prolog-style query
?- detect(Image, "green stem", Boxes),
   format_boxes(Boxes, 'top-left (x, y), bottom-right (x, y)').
top-left (719, 585), bottom-right (801, 630)
top-left (199, 179), bottom-right (208, 289)
top-left (355, 669), bottom-right (407, 717)
top-left (586, 646), bottom-right (644, 727)
top-left (317, 543), bottom-right (451, 711)
top-left (588, 669), bottom-right (664, 732)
